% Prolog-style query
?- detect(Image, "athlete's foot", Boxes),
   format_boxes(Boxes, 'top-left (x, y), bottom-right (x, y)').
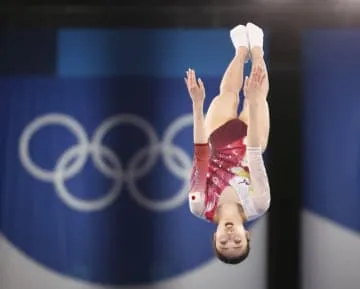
top-left (230, 24), bottom-right (250, 62)
top-left (246, 22), bottom-right (264, 60)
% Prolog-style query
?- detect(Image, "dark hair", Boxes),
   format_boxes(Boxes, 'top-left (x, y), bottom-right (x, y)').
top-left (213, 236), bottom-right (251, 265)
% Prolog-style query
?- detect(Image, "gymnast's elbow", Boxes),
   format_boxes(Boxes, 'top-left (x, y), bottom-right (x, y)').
top-left (261, 196), bottom-right (271, 214)
top-left (254, 189), bottom-right (271, 215)
top-left (188, 191), bottom-right (205, 218)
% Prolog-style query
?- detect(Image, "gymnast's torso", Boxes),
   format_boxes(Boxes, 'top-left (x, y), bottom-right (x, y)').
top-left (188, 119), bottom-right (270, 223)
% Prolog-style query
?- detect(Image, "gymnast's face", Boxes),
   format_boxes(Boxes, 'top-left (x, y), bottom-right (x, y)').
top-left (214, 221), bottom-right (249, 257)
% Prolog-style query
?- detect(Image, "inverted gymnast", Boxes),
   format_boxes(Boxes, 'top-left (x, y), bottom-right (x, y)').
top-left (185, 22), bottom-right (271, 265)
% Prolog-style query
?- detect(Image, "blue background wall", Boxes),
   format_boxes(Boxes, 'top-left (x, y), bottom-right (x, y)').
top-left (0, 28), bottom-right (260, 286)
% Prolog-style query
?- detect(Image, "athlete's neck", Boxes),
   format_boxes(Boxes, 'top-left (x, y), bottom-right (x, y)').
top-left (214, 186), bottom-right (246, 223)
top-left (218, 185), bottom-right (240, 204)
top-left (215, 203), bottom-right (246, 224)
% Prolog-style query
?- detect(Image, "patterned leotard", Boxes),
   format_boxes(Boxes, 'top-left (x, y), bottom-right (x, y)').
top-left (188, 119), bottom-right (270, 222)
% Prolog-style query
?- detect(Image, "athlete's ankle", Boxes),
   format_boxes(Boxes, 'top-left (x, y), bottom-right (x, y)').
top-left (250, 48), bottom-right (264, 61)
top-left (236, 47), bottom-right (249, 63)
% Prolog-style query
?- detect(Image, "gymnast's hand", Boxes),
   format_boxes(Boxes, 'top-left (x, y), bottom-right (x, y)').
top-left (184, 68), bottom-right (205, 105)
top-left (244, 65), bottom-right (268, 103)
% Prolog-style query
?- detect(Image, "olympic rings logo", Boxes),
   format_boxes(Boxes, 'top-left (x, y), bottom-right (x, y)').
top-left (19, 113), bottom-right (193, 213)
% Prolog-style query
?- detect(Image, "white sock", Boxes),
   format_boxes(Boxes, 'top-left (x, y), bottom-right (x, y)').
top-left (230, 24), bottom-right (249, 50)
top-left (246, 22), bottom-right (264, 53)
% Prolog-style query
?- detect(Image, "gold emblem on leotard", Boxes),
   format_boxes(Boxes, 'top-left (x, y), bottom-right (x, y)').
top-left (230, 167), bottom-right (254, 195)
top-left (230, 167), bottom-right (250, 178)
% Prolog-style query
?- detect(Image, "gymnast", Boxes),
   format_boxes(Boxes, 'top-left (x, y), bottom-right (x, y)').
top-left (185, 22), bottom-right (271, 265)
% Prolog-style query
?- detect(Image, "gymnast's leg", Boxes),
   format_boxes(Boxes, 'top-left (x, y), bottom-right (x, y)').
top-left (241, 23), bottom-right (270, 151)
top-left (204, 25), bottom-right (249, 137)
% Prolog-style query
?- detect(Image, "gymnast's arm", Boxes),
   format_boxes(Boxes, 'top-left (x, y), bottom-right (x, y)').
top-left (188, 100), bottom-right (209, 217)
top-left (184, 69), bottom-right (209, 217)
top-left (246, 99), bottom-right (271, 214)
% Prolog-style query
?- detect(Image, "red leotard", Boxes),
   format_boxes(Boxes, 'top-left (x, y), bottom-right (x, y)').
top-left (189, 118), bottom-right (253, 221)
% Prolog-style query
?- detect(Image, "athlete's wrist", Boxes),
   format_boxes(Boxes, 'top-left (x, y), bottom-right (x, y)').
top-left (192, 101), bottom-right (204, 110)
top-left (246, 97), bottom-right (267, 107)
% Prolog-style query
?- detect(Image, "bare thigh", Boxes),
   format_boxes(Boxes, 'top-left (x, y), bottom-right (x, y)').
top-left (204, 92), bottom-right (239, 138)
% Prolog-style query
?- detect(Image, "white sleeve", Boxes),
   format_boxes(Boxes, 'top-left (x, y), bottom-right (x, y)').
top-left (188, 191), bottom-right (206, 219)
top-left (247, 147), bottom-right (271, 215)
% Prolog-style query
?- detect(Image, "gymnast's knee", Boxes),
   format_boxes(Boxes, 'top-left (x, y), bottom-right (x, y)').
top-left (219, 83), bottom-right (241, 98)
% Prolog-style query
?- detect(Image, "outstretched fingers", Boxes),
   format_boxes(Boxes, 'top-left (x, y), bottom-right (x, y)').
top-left (190, 69), bottom-right (197, 88)
top-left (252, 65), bottom-right (266, 86)
top-left (185, 69), bottom-right (195, 89)
top-left (198, 77), bottom-right (204, 91)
